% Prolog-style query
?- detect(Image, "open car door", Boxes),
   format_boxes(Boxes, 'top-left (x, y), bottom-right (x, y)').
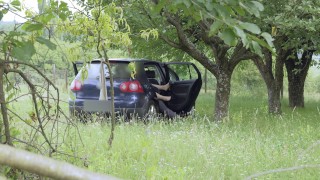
top-left (163, 62), bottom-right (202, 114)
top-left (72, 61), bottom-right (84, 76)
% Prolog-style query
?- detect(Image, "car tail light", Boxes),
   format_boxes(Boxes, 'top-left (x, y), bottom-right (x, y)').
top-left (120, 80), bottom-right (144, 93)
top-left (70, 79), bottom-right (82, 92)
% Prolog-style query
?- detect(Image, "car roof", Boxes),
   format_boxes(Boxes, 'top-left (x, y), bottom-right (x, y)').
top-left (74, 58), bottom-right (160, 65)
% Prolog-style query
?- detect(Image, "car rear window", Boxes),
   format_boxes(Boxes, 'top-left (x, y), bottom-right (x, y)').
top-left (77, 62), bottom-right (132, 80)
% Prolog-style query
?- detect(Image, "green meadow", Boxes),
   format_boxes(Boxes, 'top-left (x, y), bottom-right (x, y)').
top-left (50, 90), bottom-right (320, 179)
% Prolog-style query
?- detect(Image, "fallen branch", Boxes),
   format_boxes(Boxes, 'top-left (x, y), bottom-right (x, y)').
top-left (246, 164), bottom-right (320, 180)
top-left (297, 140), bottom-right (320, 163)
top-left (0, 144), bottom-right (117, 180)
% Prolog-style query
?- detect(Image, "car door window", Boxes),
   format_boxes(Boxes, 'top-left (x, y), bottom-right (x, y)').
top-left (167, 64), bottom-right (198, 82)
top-left (144, 65), bottom-right (163, 84)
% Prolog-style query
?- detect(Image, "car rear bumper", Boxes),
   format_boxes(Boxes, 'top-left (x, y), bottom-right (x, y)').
top-left (69, 99), bottom-right (151, 118)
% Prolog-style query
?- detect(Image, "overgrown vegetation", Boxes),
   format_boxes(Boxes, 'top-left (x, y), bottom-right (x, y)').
top-left (1, 0), bottom-right (320, 179)
top-left (6, 84), bottom-right (320, 179)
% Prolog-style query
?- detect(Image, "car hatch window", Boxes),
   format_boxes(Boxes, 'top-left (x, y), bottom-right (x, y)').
top-left (76, 62), bottom-right (131, 80)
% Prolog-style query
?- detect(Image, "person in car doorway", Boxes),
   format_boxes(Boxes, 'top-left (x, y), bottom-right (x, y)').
top-left (151, 82), bottom-right (177, 118)
top-left (151, 82), bottom-right (171, 101)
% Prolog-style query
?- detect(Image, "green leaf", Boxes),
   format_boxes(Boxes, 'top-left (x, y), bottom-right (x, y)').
top-left (233, 6), bottom-right (246, 16)
top-left (239, 2), bottom-right (261, 17)
top-left (58, 1), bottom-right (70, 20)
top-left (22, 23), bottom-right (44, 32)
top-left (239, 22), bottom-right (261, 34)
top-left (205, 1), bottom-right (214, 11)
top-left (252, 41), bottom-right (262, 56)
top-left (36, 37), bottom-right (57, 50)
top-left (59, 13), bottom-right (67, 21)
top-left (209, 21), bottom-right (223, 37)
top-left (10, 0), bottom-right (21, 7)
top-left (261, 32), bottom-right (274, 47)
top-left (1, 8), bottom-right (8, 14)
top-left (10, 127), bottom-right (20, 137)
top-left (248, 34), bottom-right (274, 54)
top-left (234, 26), bottom-right (248, 45)
top-left (213, 3), bottom-right (229, 17)
top-left (183, 0), bottom-right (191, 8)
top-left (251, 1), bottom-right (264, 11)
top-left (234, 27), bottom-right (246, 39)
top-left (6, 92), bottom-right (15, 101)
top-left (219, 28), bottom-right (237, 46)
top-left (0, 11), bottom-right (3, 21)
top-left (12, 41), bottom-right (36, 61)
top-left (42, 13), bottom-right (55, 24)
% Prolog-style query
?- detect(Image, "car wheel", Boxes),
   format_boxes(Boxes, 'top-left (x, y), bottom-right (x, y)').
top-left (143, 101), bottom-right (159, 122)
top-left (70, 109), bottom-right (89, 123)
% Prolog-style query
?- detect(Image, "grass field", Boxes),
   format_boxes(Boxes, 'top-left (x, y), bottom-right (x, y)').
top-left (4, 83), bottom-right (320, 179)
top-left (51, 90), bottom-right (320, 180)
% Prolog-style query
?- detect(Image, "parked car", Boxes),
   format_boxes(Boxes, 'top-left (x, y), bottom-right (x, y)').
top-left (69, 58), bottom-right (202, 120)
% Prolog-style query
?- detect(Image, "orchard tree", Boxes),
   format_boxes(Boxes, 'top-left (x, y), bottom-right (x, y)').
top-left (122, 0), bottom-right (273, 121)
top-left (256, 0), bottom-right (320, 108)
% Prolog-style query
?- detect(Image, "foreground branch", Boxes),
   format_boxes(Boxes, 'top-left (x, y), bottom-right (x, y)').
top-left (6, 69), bottom-right (55, 152)
top-left (0, 144), bottom-right (117, 180)
top-left (100, 46), bottom-right (115, 148)
top-left (0, 62), bottom-right (12, 145)
top-left (246, 164), bottom-right (320, 180)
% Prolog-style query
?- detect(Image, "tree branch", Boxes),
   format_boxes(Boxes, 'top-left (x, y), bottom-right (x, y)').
top-left (5, 69), bottom-right (55, 152)
top-left (0, 62), bottom-right (12, 145)
top-left (246, 164), bottom-right (320, 180)
top-left (0, 144), bottom-right (118, 180)
top-left (229, 43), bottom-right (259, 71)
top-left (138, 0), bottom-right (182, 49)
top-left (159, 35), bottom-right (182, 49)
top-left (164, 13), bottom-right (218, 76)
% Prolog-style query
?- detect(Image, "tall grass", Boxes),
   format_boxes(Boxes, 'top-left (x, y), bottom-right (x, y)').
top-left (55, 92), bottom-right (320, 179)
top-left (6, 83), bottom-right (320, 179)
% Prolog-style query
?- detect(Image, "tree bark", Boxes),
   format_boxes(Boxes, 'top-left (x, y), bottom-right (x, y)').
top-left (267, 83), bottom-right (281, 114)
top-left (0, 62), bottom-right (12, 145)
top-left (253, 48), bottom-right (285, 114)
top-left (65, 69), bottom-right (68, 91)
top-left (0, 144), bottom-right (117, 180)
top-left (204, 68), bottom-right (207, 93)
top-left (285, 50), bottom-right (313, 108)
top-left (214, 71), bottom-right (232, 121)
top-left (287, 79), bottom-right (305, 107)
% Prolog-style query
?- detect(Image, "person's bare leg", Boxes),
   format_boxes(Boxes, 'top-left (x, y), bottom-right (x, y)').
top-left (155, 92), bottom-right (171, 101)
top-left (151, 83), bottom-right (170, 91)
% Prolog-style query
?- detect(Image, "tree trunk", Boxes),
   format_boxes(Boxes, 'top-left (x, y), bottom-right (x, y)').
top-left (204, 68), bottom-right (207, 93)
top-left (214, 72), bottom-right (231, 121)
top-left (267, 83), bottom-right (281, 114)
top-left (285, 50), bottom-right (313, 108)
top-left (287, 78), bottom-right (305, 107)
top-left (65, 69), bottom-right (68, 91)
top-left (52, 64), bottom-right (56, 85)
top-left (0, 62), bottom-right (12, 145)
top-left (252, 48), bottom-right (285, 114)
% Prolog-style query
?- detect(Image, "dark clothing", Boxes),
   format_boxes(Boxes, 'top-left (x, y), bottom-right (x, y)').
top-left (158, 100), bottom-right (177, 118)
top-left (150, 84), bottom-right (177, 118)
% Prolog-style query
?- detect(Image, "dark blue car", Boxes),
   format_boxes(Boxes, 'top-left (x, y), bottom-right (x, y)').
top-left (69, 59), bottom-right (202, 120)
